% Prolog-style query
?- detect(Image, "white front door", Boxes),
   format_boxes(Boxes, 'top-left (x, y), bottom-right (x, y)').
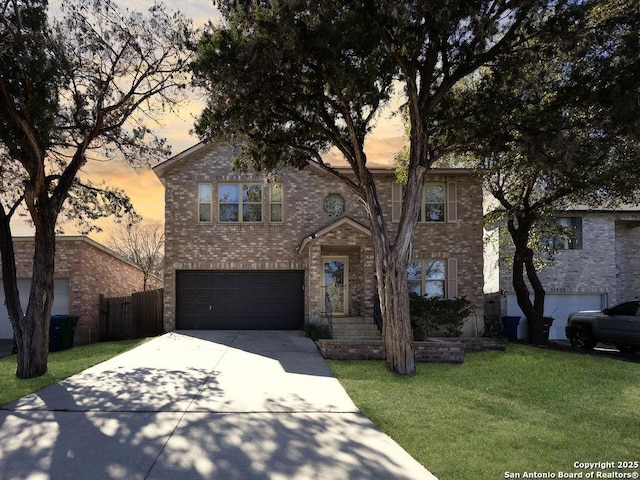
top-left (323, 257), bottom-right (348, 316)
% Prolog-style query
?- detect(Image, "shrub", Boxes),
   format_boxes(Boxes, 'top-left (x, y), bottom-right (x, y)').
top-left (410, 293), bottom-right (474, 340)
top-left (302, 318), bottom-right (332, 341)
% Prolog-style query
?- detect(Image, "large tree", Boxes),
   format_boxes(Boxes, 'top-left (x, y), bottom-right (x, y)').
top-left (445, 0), bottom-right (640, 343)
top-left (0, 0), bottom-right (192, 378)
top-left (193, 0), bottom-right (551, 374)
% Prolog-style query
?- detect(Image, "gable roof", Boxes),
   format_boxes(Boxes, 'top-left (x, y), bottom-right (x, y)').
top-left (153, 141), bottom-right (477, 184)
top-left (296, 216), bottom-right (371, 254)
top-left (152, 141), bottom-right (211, 184)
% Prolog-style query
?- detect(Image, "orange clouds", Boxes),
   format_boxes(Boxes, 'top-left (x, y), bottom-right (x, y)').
top-left (41, 1), bottom-right (407, 245)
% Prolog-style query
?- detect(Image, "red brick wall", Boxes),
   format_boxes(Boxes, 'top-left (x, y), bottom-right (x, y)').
top-left (2, 237), bottom-right (146, 344)
top-left (159, 142), bottom-right (485, 334)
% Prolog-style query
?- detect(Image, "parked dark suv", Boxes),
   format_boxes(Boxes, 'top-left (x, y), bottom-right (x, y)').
top-left (566, 300), bottom-right (640, 354)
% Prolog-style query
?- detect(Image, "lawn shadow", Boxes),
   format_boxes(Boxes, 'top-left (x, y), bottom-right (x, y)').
top-left (0, 366), bottom-right (216, 479)
top-left (0, 333), bottom-right (434, 479)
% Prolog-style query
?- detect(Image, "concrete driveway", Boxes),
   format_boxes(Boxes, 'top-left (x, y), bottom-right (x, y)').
top-left (0, 331), bottom-right (437, 479)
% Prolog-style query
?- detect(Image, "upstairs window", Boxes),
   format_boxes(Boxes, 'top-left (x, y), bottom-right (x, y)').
top-left (270, 183), bottom-right (283, 223)
top-left (556, 217), bottom-right (582, 249)
top-left (424, 183), bottom-right (445, 222)
top-left (219, 183), bottom-right (263, 223)
top-left (544, 217), bottom-right (583, 250)
top-left (198, 184), bottom-right (212, 223)
top-left (392, 181), bottom-right (457, 223)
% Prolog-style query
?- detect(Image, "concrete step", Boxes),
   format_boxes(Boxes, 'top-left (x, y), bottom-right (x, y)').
top-left (333, 334), bottom-right (381, 341)
top-left (332, 321), bottom-right (378, 329)
top-left (332, 327), bottom-right (380, 336)
top-left (326, 316), bottom-right (381, 340)
top-left (331, 317), bottom-right (376, 325)
top-left (332, 326), bottom-right (379, 332)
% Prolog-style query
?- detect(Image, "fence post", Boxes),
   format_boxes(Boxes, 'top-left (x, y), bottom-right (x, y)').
top-left (99, 294), bottom-right (108, 342)
top-left (100, 289), bottom-right (164, 341)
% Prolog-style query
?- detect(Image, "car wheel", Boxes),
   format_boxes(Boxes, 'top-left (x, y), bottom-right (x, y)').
top-left (569, 328), bottom-right (597, 350)
top-left (616, 344), bottom-right (640, 355)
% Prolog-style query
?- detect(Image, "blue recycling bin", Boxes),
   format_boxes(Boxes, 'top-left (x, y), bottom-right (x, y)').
top-left (49, 315), bottom-right (79, 352)
top-left (502, 316), bottom-right (521, 340)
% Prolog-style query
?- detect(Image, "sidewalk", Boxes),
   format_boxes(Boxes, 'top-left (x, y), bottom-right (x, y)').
top-left (0, 331), bottom-right (438, 479)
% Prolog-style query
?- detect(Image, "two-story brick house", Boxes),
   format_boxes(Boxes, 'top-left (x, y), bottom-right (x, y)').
top-left (153, 141), bottom-right (485, 335)
top-left (492, 206), bottom-right (640, 340)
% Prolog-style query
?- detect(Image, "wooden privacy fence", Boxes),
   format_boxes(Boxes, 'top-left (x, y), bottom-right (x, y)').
top-left (99, 289), bottom-right (164, 341)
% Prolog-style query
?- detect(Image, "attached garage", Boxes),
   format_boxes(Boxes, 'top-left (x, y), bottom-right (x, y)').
top-left (176, 270), bottom-right (304, 330)
top-left (0, 279), bottom-right (70, 339)
top-left (506, 293), bottom-right (605, 340)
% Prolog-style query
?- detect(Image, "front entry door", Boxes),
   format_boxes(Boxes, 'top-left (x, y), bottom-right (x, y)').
top-left (323, 257), bottom-right (348, 316)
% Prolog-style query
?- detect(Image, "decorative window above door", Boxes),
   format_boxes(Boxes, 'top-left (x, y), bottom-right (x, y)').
top-left (323, 193), bottom-right (345, 217)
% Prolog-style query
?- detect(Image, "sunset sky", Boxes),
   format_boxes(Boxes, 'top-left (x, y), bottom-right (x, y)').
top-left (12, 1), bottom-right (406, 242)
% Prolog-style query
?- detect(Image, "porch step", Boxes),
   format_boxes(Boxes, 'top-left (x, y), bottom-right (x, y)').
top-left (330, 317), bottom-right (381, 340)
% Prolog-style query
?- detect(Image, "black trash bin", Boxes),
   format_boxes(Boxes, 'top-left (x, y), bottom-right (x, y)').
top-left (541, 316), bottom-right (554, 340)
top-left (502, 316), bottom-right (521, 340)
top-left (49, 315), bottom-right (79, 352)
top-left (49, 316), bottom-right (64, 352)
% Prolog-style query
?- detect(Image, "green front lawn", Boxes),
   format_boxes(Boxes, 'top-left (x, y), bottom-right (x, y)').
top-left (0, 339), bottom-right (146, 406)
top-left (329, 344), bottom-right (640, 480)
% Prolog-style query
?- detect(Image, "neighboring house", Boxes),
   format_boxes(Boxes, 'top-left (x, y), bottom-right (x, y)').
top-left (0, 236), bottom-right (151, 344)
top-left (153, 141), bottom-right (485, 335)
top-left (492, 207), bottom-right (640, 340)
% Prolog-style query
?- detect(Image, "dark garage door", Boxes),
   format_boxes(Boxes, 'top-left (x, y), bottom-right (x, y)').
top-left (176, 270), bottom-right (304, 330)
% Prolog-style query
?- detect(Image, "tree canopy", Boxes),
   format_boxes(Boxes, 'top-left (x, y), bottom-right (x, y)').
top-left (444, 0), bottom-right (640, 342)
top-left (0, 0), bottom-right (193, 378)
top-left (193, 0), bottom-right (551, 374)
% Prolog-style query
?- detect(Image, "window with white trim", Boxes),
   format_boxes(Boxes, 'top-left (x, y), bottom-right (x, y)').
top-left (424, 183), bottom-right (445, 222)
top-left (392, 181), bottom-right (457, 223)
top-left (219, 183), bottom-right (263, 223)
top-left (270, 183), bottom-right (283, 223)
top-left (198, 184), bottom-right (212, 222)
top-left (408, 260), bottom-right (446, 299)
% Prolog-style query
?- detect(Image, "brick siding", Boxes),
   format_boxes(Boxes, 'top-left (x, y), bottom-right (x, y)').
top-left (1, 237), bottom-right (147, 344)
top-left (157, 142), bottom-right (485, 333)
top-left (316, 339), bottom-right (466, 363)
top-left (498, 212), bottom-right (640, 307)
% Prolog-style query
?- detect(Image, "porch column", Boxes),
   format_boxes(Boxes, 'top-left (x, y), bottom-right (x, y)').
top-left (362, 244), bottom-right (376, 319)
top-left (307, 242), bottom-right (323, 320)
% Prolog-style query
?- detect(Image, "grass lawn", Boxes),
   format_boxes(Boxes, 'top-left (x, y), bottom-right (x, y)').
top-left (0, 339), bottom-right (146, 406)
top-left (328, 343), bottom-right (640, 480)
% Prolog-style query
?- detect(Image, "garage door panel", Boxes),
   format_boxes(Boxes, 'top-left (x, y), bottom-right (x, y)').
top-left (506, 293), bottom-right (604, 340)
top-left (176, 271), bottom-right (303, 330)
top-left (0, 279), bottom-right (70, 339)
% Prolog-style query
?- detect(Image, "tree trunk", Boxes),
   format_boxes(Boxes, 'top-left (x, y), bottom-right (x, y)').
top-left (524, 247), bottom-right (547, 344)
top-left (360, 165), bottom-right (422, 376)
top-left (510, 217), bottom-right (547, 345)
top-left (13, 222), bottom-right (56, 378)
top-left (0, 211), bottom-right (24, 354)
top-left (377, 250), bottom-right (415, 375)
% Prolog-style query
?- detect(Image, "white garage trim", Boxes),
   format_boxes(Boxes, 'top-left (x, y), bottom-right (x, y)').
top-left (0, 279), bottom-right (70, 339)
top-left (506, 293), bottom-right (605, 340)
